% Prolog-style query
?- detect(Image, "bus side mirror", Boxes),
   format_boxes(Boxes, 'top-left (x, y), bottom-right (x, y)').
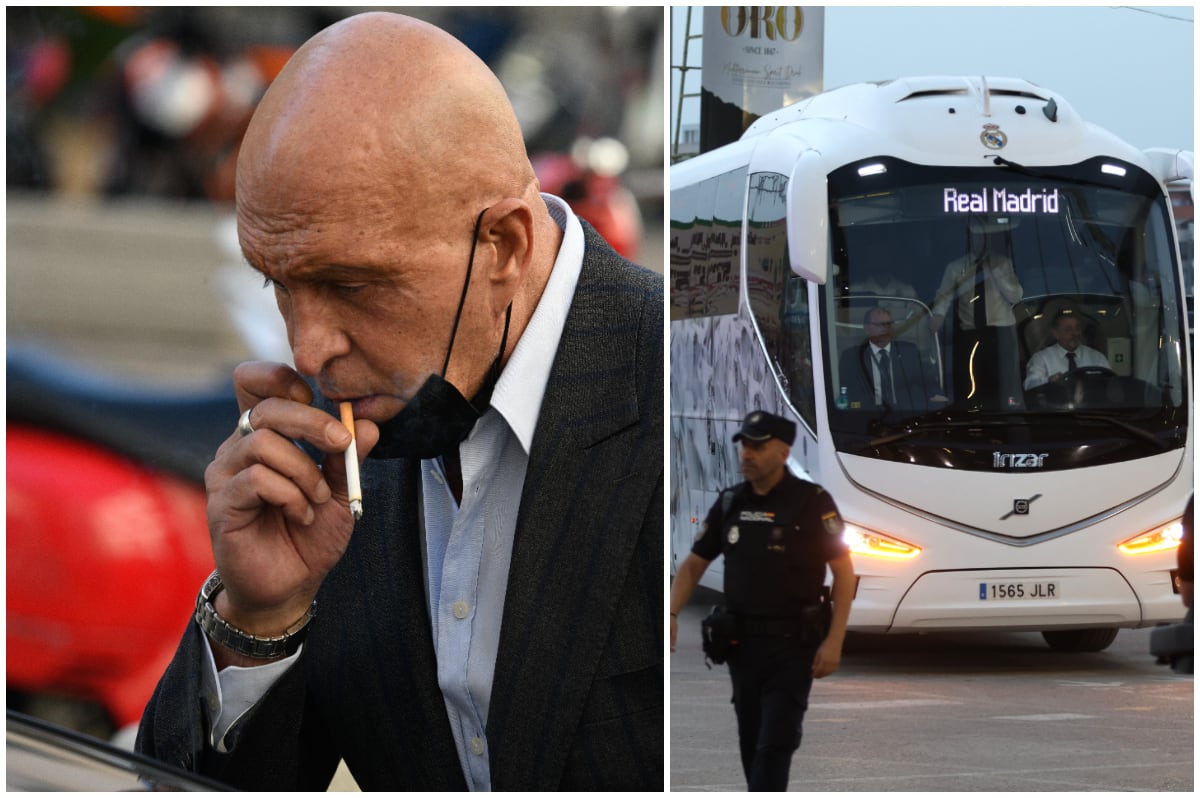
top-left (787, 149), bottom-right (829, 285)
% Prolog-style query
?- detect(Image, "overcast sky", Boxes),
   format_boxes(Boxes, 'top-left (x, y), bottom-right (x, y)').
top-left (672, 5), bottom-right (1194, 152)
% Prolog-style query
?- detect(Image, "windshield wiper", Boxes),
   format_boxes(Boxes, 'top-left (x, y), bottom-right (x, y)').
top-left (867, 413), bottom-right (1009, 447)
top-left (1072, 412), bottom-right (1172, 451)
top-left (867, 409), bottom-right (1176, 450)
top-left (992, 155), bottom-right (1118, 190)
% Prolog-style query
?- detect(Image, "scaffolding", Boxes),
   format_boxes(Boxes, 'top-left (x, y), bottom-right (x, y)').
top-left (670, 7), bottom-right (702, 164)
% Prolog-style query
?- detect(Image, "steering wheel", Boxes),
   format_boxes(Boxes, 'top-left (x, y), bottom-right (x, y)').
top-left (1061, 366), bottom-right (1116, 382)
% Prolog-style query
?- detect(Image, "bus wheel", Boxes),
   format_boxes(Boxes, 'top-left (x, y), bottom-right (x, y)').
top-left (1040, 628), bottom-right (1119, 652)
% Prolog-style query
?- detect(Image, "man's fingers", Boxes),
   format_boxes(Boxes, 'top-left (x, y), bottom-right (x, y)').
top-left (243, 396), bottom-right (352, 454)
top-left (229, 462), bottom-right (321, 526)
top-left (233, 361), bottom-right (313, 409)
top-left (218, 425), bottom-right (334, 510)
top-left (353, 418), bottom-right (380, 460)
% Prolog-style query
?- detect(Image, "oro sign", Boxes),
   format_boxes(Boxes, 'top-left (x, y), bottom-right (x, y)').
top-left (700, 6), bottom-right (824, 152)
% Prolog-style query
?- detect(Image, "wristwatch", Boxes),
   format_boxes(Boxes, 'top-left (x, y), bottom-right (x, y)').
top-left (193, 570), bottom-right (315, 659)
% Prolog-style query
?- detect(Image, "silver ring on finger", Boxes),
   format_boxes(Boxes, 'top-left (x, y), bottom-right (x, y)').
top-left (237, 408), bottom-right (255, 437)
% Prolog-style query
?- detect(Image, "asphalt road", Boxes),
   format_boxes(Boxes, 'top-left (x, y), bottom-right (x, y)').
top-left (671, 590), bottom-right (1194, 792)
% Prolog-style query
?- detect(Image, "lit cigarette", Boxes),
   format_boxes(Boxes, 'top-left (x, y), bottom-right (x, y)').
top-left (339, 402), bottom-right (363, 520)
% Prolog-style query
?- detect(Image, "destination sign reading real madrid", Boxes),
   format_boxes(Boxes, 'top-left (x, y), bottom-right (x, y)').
top-left (944, 186), bottom-right (1061, 214)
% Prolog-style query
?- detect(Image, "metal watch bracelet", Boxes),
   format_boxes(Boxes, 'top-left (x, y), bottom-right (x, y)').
top-left (194, 570), bottom-right (315, 659)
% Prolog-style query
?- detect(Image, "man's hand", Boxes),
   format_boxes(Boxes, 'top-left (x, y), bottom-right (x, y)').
top-left (812, 637), bottom-right (843, 679)
top-left (670, 615), bottom-right (678, 653)
top-left (204, 362), bottom-right (379, 663)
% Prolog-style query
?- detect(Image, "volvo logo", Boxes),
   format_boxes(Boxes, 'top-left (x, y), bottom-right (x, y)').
top-left (980, 123), bottom-right (1008, 150)
top-left (1001, 494), bottom-right (1042, 520)
top-left (993, 452), bottom-right (1048, 469)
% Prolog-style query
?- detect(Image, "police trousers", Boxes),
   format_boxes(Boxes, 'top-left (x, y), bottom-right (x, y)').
top-left (727, 634), bottom-right (818, 791)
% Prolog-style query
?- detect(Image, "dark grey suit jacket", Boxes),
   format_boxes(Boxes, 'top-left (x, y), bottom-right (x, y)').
top-left (136, 223), bottom-right (664, 790)
top-left (838, 339), bottom-right (940, 411)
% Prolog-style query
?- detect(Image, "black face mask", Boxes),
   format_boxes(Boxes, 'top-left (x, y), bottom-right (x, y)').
top-left (368, 208), bottom-right (511, 460)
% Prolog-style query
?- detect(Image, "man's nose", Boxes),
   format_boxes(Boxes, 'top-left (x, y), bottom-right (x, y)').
top-left (286, 296), bottom-right (351, 376)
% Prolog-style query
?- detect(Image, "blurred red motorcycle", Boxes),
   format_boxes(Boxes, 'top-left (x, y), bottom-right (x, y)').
top-left (532, 136), bottom-right (644, 262)
top-left (6, 345), bottom-right (238, 739)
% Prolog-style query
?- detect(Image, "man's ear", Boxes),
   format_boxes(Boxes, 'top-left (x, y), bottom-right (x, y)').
top-left (479, 198), bottom-right (534, 317)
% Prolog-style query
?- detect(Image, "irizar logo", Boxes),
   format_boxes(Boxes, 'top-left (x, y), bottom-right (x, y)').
top-left (993, 452), bottom-right (1049, 468)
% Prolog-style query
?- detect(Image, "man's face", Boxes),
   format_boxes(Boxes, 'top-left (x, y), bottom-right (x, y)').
top-left (1052, 317), bottom-right (1084, 352)
top-left (237, 183), bottom-right (496, 425)
top-left (739, 438), bottom-right (789, 483)
top-left (865, 311), bottom-right (894, 347)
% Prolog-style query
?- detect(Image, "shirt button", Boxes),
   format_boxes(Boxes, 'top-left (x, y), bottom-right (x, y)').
top-left (452, 600), bottom-right (469, 619)
top-left (470, 736), bottom-right (486, 756)
top-left (205, 694), bottom-right (219, 714)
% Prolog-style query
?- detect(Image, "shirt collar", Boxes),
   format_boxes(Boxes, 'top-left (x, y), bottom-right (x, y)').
top-left (487, 193), bottom-right (584, 453)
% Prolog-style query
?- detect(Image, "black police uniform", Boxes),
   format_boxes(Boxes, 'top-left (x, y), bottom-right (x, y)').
top-left (692, 472), bottom-right (848, 791)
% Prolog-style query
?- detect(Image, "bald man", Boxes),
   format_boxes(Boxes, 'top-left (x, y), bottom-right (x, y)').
top-left (135, 12), bottom-right (662, 791)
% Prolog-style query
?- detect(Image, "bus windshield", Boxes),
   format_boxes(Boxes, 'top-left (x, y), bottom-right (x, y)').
top-left (821, 156), bottom-right (1188, 470)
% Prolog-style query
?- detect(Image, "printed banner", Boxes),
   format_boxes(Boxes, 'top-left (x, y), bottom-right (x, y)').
top-left (700, 6), bottom-right (824, 152)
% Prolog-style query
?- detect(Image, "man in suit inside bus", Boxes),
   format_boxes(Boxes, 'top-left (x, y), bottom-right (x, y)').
top-left (839, 307), bottom-right (944, 411)
top-left (135, 12), bottom-right (662, 792)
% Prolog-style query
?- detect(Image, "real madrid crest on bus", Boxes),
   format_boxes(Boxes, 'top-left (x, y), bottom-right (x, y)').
top-left (980, 123), bottom-right (1008, 150)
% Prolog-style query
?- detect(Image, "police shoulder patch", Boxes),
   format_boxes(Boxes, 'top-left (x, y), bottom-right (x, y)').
top-left (821, 510), bottom-right (844, 536)
top-left (693, 521), bottom-right (708, 544)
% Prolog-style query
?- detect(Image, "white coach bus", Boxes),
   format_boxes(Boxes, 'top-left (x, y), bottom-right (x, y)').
top-left (670, 76), bottom-right (1193, 651)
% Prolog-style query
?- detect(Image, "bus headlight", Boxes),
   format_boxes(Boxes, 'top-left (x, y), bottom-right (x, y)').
top-left (1117, 519), bottom-right (1184, 555)
top-left (844, 523), bottom-right (921, 560)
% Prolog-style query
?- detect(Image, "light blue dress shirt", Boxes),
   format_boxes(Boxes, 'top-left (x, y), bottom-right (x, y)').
top-left (420, 194), bottom-right (583, 789)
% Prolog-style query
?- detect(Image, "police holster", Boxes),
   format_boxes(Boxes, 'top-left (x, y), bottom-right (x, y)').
top-left (700, 606), bottom-right (739, 668)
top-left (738, 588), bottom-right (833, 644)
top-left (817, 585), bottom-right (833, 639)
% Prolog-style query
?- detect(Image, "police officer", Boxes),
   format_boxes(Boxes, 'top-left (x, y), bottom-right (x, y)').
top-left (670, 410), bottom-right (855, 791)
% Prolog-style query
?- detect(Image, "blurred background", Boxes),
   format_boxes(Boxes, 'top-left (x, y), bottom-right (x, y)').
top-left (5, 5), bottom-right (665, 776)
top-left (7, 5), bottom-right (665, 382)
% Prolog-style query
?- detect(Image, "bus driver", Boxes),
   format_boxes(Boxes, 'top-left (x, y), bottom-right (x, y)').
top-left (1024, 310), bottom-right (1111, 389)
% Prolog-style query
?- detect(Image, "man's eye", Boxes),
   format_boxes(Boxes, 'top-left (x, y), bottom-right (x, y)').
top-left (262, 276), bottom-right (289, 296)
top-left (334, 283), bottom-right (366, 295)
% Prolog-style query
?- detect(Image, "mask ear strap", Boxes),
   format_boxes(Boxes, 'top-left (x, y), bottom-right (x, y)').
top-left (489, 302), bottom-right (513, 385)
top-left (442, 207), bottom-right (490, 377)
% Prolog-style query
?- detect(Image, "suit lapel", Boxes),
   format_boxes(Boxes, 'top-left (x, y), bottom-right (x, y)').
top-left (319, 457), bottom-right (467, 789)
top-left (486, 225), bottom-right (661, 789)
top-left (857, 342), bottom-right (875, 401)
